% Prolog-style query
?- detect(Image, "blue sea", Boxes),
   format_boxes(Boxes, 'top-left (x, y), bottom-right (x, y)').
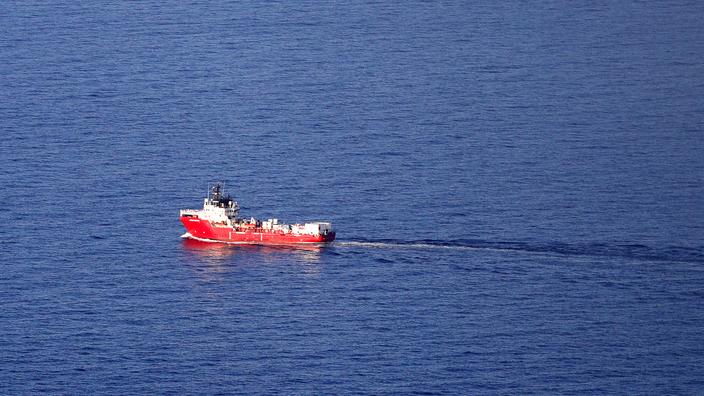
top-left (2, 1), bottom-right (704, 394)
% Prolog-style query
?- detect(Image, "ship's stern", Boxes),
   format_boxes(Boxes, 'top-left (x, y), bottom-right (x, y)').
top-left (314, 222), bottom-right (335, 243)
top-left (322, 230), bottom-right (336, 242)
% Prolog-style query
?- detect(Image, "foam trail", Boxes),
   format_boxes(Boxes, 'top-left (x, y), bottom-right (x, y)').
top-left (335, 240), bottom-right (544, 256)
top-left (335, 240), bottom-right (479, 252)
top-left (333, 239), bottom-right (704, 264)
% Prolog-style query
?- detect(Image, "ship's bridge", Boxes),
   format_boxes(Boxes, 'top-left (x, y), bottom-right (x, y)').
top-left (203, 196), bottom-right (240, 222)
top-left (179, 183), bottom-right (240, 225)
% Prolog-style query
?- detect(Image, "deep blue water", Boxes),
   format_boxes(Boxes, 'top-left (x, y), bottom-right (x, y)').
top-left (2, 1), bottom-right (704, 394)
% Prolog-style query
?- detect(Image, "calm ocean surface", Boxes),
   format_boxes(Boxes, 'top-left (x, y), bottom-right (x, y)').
top-left (2, 1), bottom-right (703, 394)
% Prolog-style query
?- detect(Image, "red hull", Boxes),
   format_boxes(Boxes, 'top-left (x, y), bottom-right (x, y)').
top-left (180, 216), bottom-right (336, 244)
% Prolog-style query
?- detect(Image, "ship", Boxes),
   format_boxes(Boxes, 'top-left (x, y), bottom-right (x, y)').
top-left (180, 182), bottom-right (336, 244)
